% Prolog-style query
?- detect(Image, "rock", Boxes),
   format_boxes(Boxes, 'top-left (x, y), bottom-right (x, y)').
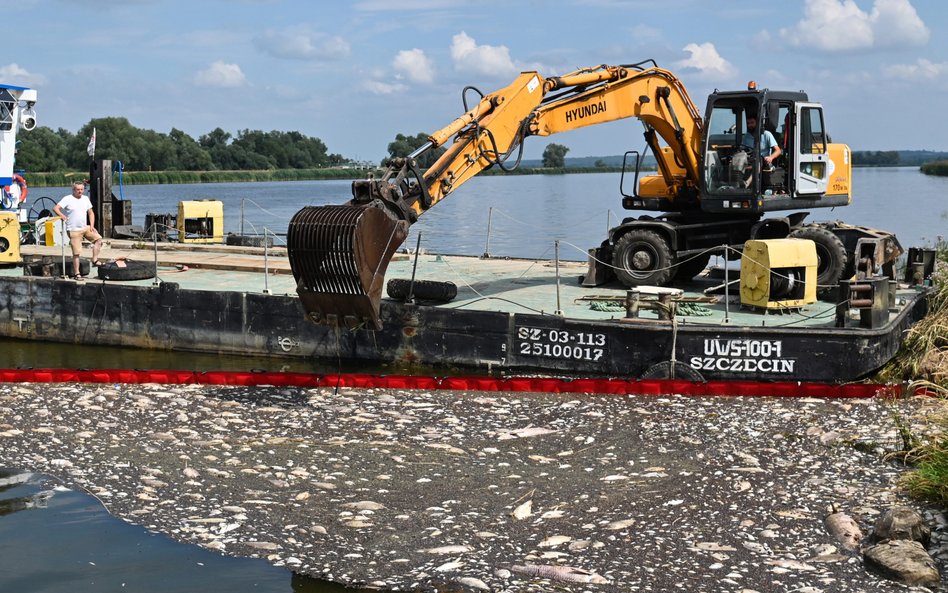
top-left (863, 540), bottom-right (940, 587)
top-left (871, 506), bottom-right (931, 546)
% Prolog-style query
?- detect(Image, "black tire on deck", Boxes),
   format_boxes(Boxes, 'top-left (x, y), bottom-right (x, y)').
top-left (50, 259), bottom-right (91, 277)
top-left (788, 226), bottom-right (848, 300)
top-left (387, 278), bottom-right (458, 303)
top-left (97, 260), bottom-right (157, 281)
top-left (612, 229), bottom-right (675, 287)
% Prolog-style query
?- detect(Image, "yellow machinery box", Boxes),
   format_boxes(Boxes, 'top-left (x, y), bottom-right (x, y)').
top-left (177, 200), bottom-right (223, 243)
top-left (41, 217), bottom-right (64, 246)
top-left (740, 238), bottom-right (817, 309)
top-left (0, 211), bottom-right (20, 263)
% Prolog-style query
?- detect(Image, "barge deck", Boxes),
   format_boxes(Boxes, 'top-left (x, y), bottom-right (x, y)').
top-left (1, 240), bottom-right (930, 383)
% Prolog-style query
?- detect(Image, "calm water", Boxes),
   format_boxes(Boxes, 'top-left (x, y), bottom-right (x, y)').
top-left (4, 167), bottom-right (946, 590)
top-left (29, 166), bottom-right (946, 262)
top-left (0, 471), bottom-right (355, 592)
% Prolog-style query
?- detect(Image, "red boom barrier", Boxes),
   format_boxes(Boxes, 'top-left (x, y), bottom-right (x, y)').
top-left (0, 367), bottom-right (909, 399)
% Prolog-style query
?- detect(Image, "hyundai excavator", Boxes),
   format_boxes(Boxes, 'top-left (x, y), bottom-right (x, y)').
top-left (287, 60), bottom-right (899, 329)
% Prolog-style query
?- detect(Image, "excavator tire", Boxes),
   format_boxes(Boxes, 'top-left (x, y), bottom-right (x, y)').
top-left (789, 226), bottom-right (847, 300)
top-left (612, 229), bottom-right (675, 287)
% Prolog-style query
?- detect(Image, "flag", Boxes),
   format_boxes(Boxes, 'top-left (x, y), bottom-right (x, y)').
top-left (86, 127), bottom-right (96, 158)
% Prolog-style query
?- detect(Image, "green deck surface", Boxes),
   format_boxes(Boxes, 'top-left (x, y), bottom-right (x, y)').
top-left (11, 240), bottom-right (919, 329)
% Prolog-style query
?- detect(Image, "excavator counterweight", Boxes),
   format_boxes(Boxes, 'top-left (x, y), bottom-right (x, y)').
top-left (287, 203), bottom-right (407, 329)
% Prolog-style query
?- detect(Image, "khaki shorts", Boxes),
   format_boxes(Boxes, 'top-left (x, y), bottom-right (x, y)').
top-left (68, 227), bottom-right (102, 257)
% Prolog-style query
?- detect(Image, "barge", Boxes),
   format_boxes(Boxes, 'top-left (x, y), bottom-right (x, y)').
top-left (0, 239), bottom-right (931, 383)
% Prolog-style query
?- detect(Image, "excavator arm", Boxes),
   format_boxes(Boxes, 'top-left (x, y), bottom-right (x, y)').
top-left (287, 62), bottom-right (704, 329)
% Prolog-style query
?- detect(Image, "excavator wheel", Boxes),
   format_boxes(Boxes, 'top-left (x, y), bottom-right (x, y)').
top-left (612, 229), bottom-right (675, 287)
top-left (788, 226), bottom-right (848, 300)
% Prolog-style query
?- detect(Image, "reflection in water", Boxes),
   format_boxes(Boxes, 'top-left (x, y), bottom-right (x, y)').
top-left (0, 471), bottom-right (51, 516)
top-left (0, 469), bottom-right (371, 592)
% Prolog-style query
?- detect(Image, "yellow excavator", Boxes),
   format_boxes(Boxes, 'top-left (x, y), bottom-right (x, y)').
top-left (287, 60), bottom-right (898, 329)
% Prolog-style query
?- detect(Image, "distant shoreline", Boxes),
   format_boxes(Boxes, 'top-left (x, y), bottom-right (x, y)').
top-left (21, 163), bottom-right (937, 187)
top-left (22, 166), bottom-right (634, 187)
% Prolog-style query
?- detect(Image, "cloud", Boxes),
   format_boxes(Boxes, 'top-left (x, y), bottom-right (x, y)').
top-left (193, 61), bottom-right (247, 88)
top-left (673, 43), bottom-right (735, 81)
top-left (393, 49), bottom-right (435, 84)
top-left (254, 27), bottom-right (351, 61)
top-left (450, 32), bottom-right (517, 78)
top-left (883, 58), bottom-right (947, 80)
top-left (780, 0), bottom-right (928, 51)
top-left (364, 80), bottom-right (406, 95)
top-left (0, 64), bottom-right (47, 88)
top-left (871, 0), bottom-right (930, 47)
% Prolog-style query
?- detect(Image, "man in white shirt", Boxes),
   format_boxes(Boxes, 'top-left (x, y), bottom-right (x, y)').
top-left (53, 181), bottom-right (103, 279)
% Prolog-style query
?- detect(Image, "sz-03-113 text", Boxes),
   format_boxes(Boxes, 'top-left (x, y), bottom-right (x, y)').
top-left (515, 326), bottom-right (606, 362)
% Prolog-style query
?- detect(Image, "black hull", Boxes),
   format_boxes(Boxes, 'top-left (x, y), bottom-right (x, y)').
top-left (0, 276), bottom-right (929, 383)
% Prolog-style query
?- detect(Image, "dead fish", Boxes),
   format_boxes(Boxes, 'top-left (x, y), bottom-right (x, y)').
top-left (824, 510), bottom-right (863, 551)
top-left (765, 558), bottom-right (816, 571)
top-left (455, 577), bottom-right (489, 591)
top-left (605, 518), bottom-right (636, 530)
top-left (690, 542), bottom-right (737, 552)
top-left (511, 499), bottom-right (532, 520)
top-left (510, 564), bottom-right (610, 584)
top-left (343, 500), bottom-right (385, 511)
top-left (435, 560), bottom-right (465, 572)
top-left (538, 535), bottom-right (572, 548)
top-left (497, 427), bottom-right (557, 440)
top-left (419, 545), bottom-right (473, 554)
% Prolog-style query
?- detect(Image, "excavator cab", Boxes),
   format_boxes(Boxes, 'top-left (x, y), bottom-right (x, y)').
top-left (699, 88), bottom-right (847, 214)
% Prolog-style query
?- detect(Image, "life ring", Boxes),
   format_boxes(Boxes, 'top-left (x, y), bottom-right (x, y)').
top-left (2, 174), bottom-right (27, 206)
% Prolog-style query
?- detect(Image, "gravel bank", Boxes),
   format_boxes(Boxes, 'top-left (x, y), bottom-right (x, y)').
top-left (0, 383), bottom-right (945, 592)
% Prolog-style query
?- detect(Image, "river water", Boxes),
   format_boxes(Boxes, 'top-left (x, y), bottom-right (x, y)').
top-left (3, 167), bottom-right (945, 590)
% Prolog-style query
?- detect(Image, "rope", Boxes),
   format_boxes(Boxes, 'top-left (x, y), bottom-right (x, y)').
top-left (438, 256), bottom-right (550, 315)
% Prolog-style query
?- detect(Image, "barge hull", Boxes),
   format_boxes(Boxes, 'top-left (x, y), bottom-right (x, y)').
top-left (0, 275), bottom-right (928, 383)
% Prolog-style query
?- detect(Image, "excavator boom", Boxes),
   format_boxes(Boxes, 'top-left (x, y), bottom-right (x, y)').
top-left (287, 62), bottom-right (704, 329)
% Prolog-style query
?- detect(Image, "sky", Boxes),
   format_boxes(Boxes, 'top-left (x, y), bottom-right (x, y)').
top-left (4, 0), bottom-right (946, 162)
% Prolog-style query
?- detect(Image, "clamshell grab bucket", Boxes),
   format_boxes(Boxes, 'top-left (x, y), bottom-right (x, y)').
top-left (287, 204), bottom-right (408, 330)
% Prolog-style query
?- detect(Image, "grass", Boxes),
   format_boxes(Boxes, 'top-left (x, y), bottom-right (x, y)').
top-left (876, 238), bottom-right (948, 504)
top-left (921, 160), bottom-right (948, 176)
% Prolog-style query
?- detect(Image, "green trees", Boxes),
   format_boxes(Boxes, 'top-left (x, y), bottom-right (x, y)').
top-left (13, 126), bottom-right (72, 172)
top-left (13, 119), bottom-right (347, 173)
top-left (852, 150), bottom-right (900, 166)
top-left (542, 143), bottom-right (570, 168)
top-left (384, 133), bottom-right (446, 169)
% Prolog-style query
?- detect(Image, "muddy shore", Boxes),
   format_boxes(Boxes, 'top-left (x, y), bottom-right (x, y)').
top-left (0, 382), bottom-right (945, 592)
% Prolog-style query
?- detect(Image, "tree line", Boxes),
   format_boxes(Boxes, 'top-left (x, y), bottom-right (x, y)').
top-left (14, 117), bottom-right (348, 173)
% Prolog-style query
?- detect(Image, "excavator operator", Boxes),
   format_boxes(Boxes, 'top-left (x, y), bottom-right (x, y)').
top-left (733, 114), bottom-right (782, 188)
top-left (743, 115), bottom-right (782, 167)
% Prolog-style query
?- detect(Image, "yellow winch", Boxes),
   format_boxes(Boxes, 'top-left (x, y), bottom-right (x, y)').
top-left (740, 238), bottom-right (817, 310)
